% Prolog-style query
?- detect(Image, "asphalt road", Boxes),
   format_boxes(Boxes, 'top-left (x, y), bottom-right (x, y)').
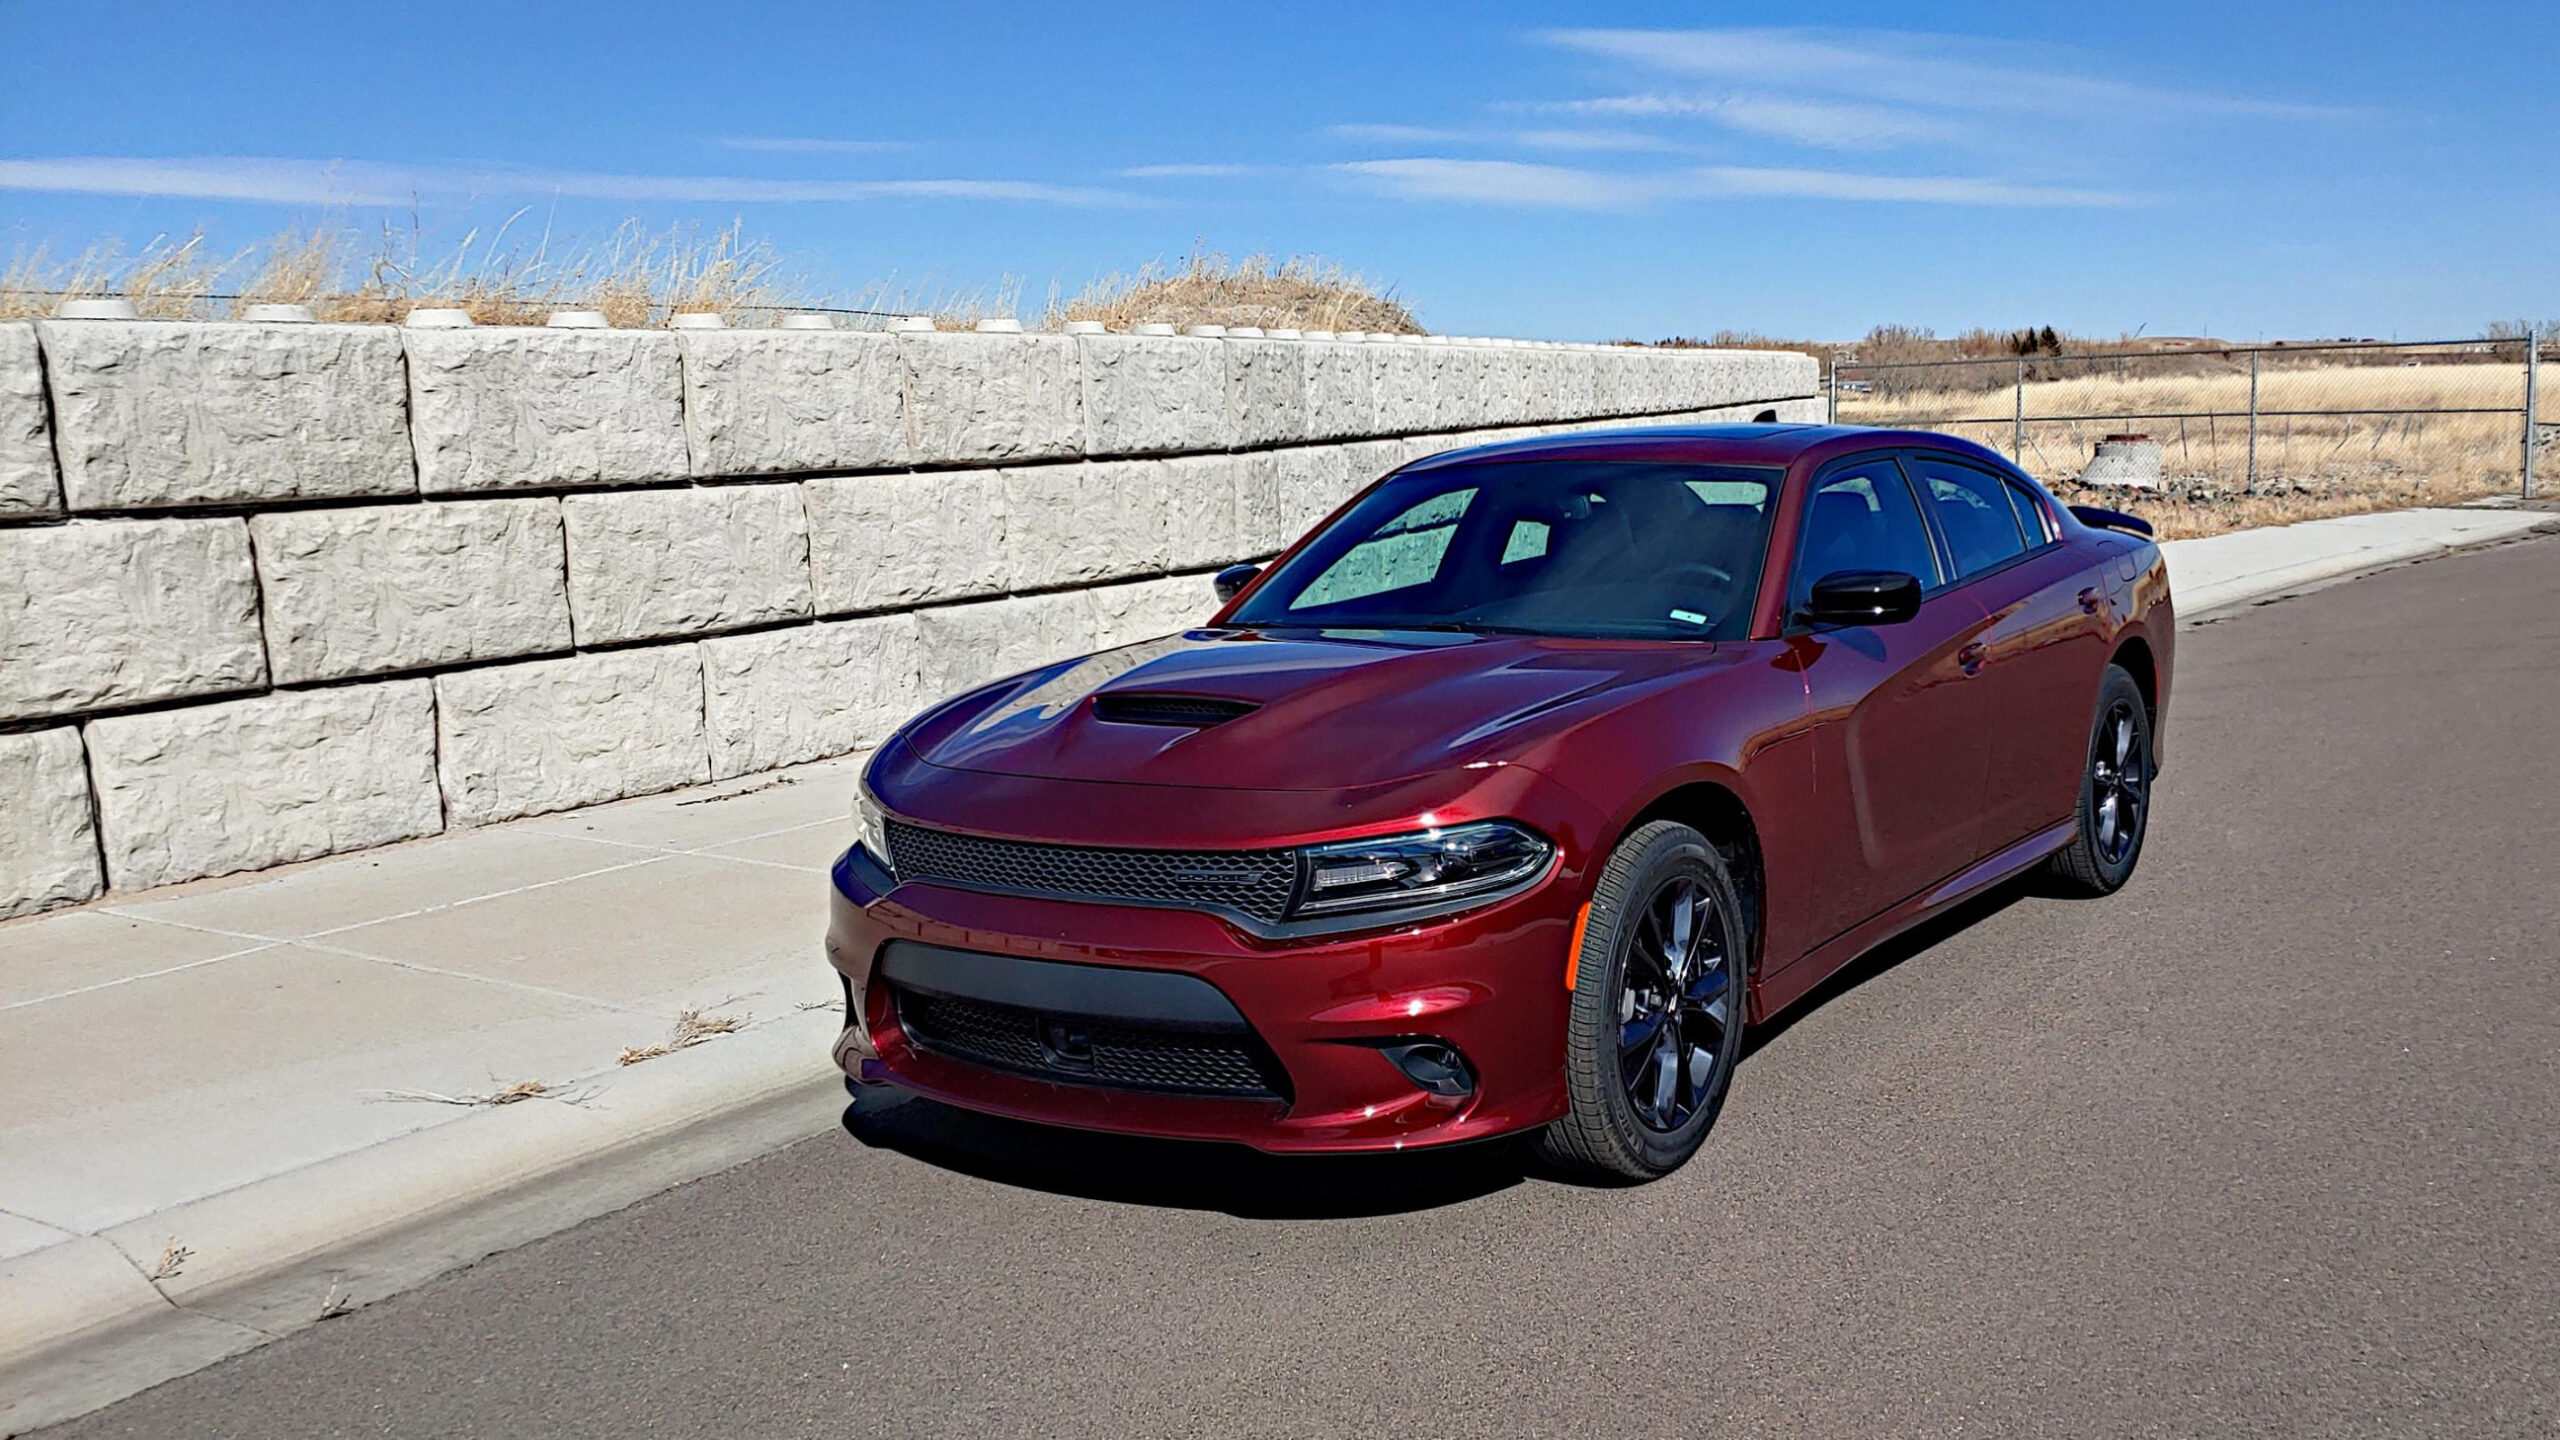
top-left (46, 532), bottom-right (2560, 1440)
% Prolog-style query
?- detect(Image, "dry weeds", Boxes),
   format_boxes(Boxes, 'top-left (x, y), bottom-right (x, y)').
top-left (145, 1237), bottom-right (192, 1281)
top-left (1051, 250), bottom-right (1421, 334)
top-left (618, 1007), bottom-right (743, 1066)
top-left (371, 1078), bottom-right (568, 1107)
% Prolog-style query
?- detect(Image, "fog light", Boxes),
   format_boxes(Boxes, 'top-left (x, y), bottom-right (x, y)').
top-left (1381, 1040), bottom-right (1475, 1098)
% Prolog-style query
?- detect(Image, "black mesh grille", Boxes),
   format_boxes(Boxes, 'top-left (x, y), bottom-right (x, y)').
top-left (1091, 694), bottom-right (1259, 727)
top-left (883, 820), bottom-right (1299, 922)
top-left (895, 990), bottom-right (1288, 1099)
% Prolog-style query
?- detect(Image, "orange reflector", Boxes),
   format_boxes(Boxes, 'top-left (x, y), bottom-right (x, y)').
top-left (1563, 901), bottom-right (1592, 990)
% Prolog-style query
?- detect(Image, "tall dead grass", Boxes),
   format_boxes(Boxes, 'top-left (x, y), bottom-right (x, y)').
top-left (1050, 251), bottom-right (1421, 334)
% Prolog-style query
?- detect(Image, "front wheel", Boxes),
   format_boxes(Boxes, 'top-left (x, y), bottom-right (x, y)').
top-left (1536, 820), bottom-right (1750, 1182)
top-left (2044, 664), bottom-right (2154, 896)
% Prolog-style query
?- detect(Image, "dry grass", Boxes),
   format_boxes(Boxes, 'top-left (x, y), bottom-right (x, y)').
top-left (145, 1237), bottom-right (193, 1281)
top-left (618, 1007), bottom-right (742, 1066)
top-left (372, 1078), bottom-right (565, 1107)
top-left (1050, 250), bottom-right (1421, 334)
top-left (1841, 361), bottom-right (2538, 538)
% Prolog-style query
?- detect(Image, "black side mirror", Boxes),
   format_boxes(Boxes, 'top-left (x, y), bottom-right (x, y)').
top-left (1801, 569), bottom-right (1922, 627)
top-left (1212, 563), bottom-right (1261, 603)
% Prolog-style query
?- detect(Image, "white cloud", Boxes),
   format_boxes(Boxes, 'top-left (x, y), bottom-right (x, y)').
top-left (1510, 128), bottom-right (1683, 154)
top-left (1535, 93), bottom-right (1966, 150)
top-left (1328, 124), bottom-right (1682, 155)
top-left (1328, 124), bottom-right (1476, 144)
top-left (717, 137), bottom-right (915, 154)
top-left (1698, 166), bottom-right (2135, 207)
top-left (0, 155), bottom-right (1138, 207)
top-left (1115, 163), bottom-right (1263, 178)
top-left (1337, 159), bottom-right (1668, 209)
top-left (1338, 157), bottom-right (2134, 210)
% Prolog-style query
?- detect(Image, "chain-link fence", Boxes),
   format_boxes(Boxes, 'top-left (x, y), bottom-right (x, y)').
top-left (1830, 339), bottom-right (2551, 506)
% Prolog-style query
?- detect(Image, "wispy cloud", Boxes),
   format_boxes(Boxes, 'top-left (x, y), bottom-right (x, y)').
top-left (1527, 93), bottom-right (1966, 150)
top-left (1114, 162), bottom-right (1264, 178)
top-left (1329, 124), bottom-right (1476, 145)
top-left (1329, 123), bottom-right (1682, 155)
top-left (1337, 157), bottom-right (2133, 209)
top-left (0, 155), bottom-right (1139, 207)
top-left (717, 136), bottom-right (917, 155)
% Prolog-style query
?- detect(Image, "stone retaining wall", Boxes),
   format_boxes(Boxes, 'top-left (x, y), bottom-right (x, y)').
top-left (0, 318), bottom-right (1820, 917)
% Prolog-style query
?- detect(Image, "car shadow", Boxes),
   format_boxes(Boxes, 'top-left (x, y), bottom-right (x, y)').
top-left (845, 871), bottom-right (2058, 1216)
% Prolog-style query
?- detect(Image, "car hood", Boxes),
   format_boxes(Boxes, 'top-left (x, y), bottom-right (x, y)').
top-left (905, 627), bottom-right (1718, 791)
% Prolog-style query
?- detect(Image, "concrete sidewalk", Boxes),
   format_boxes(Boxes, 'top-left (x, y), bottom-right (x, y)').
top-left (2, 503), bottom-right (2551, 1432)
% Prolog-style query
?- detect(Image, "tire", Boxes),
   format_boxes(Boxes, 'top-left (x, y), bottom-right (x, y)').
top-left (2043, 664), bottom-right (2154, 896)
top-left (1536, 820), bottom-right (1750, 1182)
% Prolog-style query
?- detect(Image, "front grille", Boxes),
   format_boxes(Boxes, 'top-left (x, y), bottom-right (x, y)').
top-left (895, 990), bottom-right (1289, 1099)
top-left (883, 819), bottom-right (1299, 923)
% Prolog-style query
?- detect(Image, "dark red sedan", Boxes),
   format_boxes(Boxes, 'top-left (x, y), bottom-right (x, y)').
top-left (827, 425), bottom-right (2172, 1180)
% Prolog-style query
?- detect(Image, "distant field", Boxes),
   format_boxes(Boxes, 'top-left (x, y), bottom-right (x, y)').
top-left (1839, 362), bottom-right (2539, 538)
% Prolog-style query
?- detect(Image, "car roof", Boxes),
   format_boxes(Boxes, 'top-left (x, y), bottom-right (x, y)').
top-left (1404, 424), bottom-right (2016, 474)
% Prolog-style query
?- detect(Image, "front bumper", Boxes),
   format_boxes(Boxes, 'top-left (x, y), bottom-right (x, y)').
top-left (824, 841), bottom-right (1587, 1153)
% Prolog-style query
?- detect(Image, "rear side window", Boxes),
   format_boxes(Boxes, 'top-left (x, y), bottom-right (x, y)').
top-left (1790, 460), bottom-right (1942, 615)
top-left (2003, 477), bottom-right (2054, 543)
top-left (1908, 456), bottom-right (2029, 580)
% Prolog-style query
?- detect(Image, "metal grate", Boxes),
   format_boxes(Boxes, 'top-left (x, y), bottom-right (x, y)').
top-left (883, 820), bottom-right (1299, 922)
top-left (895, 990), bottom-right (1288, 1099)
top-left (1091, 693), bottom-right (1259, 727)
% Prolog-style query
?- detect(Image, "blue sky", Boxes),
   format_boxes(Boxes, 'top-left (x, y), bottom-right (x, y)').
top-left (2, 1), bottom-right (2552, 341)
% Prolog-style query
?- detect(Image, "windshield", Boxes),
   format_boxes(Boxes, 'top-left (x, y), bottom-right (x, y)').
top-left (1228, 460), bottom-right (1782, 641)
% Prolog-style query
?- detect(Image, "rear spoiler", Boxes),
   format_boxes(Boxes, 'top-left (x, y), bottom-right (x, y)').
top-left (2068, 504), bottom-right (2154, 538)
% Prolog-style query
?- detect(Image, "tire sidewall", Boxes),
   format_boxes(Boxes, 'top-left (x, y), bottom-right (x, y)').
top-left (2078, 667), bottom-right (2153, 889)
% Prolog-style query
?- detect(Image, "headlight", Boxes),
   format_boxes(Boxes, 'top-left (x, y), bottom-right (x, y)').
top-left (1291, 820), bottom-right (1553, 919)
top-left (854, 789), bottom-right (895, 878)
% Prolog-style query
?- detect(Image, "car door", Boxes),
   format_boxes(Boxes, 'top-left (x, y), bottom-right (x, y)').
top-left (1785, 454), bottom-right (1999, 943)
top-left (1904, 452), bottom-right (2110, 856)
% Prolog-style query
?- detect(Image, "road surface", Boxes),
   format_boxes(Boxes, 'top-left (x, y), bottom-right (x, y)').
top-left (44, 532), bottom-right (2560, 1439)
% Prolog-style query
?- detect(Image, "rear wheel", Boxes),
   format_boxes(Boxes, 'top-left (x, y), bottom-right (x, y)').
top-left (1537, 821), bottom-right (1749, 1182)
top-left (2044, 664), bottom-right (2153, 896)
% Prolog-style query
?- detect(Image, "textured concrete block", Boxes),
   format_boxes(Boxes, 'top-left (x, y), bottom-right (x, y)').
top-left (1003, 461), bottom-right (1171, 591)
top-left (1075, 334), bottom-right (1230, 456)
top-left (804, 469), bottom-right (1006, 613)
top-left (1368, 341), bottom-right (1441, 434)
top-left (900, 331), bottom-right (1081, 464)
top-left (1431, 344), bottom-right (1490, 433)
top-left (38, 320), bottom-right (413, 510)
top-left (86, 683), bottom-right (441, 891)
top-left (1224, 339), bottom-right (1309, 448)
top-left (680, 329), bottom-right (903, 476)
top-left (914, 591), bottom-right (1099, 704)
top-left (406, 328), bottom-right (688, 493)
top-left (1534, 349), bottom-right (1598, 423)
top-left (435, 649), bottom-right (710, 826)
top-left (1299, 340), bottom-right (1376, 443)
top-left (0, 323), bottom-right (60, 516)
top-left (0, 729), bottom-right (102, 918)
top-left (251, 498), bottom-right (571, 684)
top-left (1250, 444), bottom-right (1370, 551)
top-left (1089, 574), bottom-right (1214, 650)
top-left (563, 484), bottom-right (811, 645)
top-left (1157, 453), bottom-right (1246, 572)
top-left (0, 518), bottom-right (265, 722)
top-left (701, 612), bottom-right (922, 779)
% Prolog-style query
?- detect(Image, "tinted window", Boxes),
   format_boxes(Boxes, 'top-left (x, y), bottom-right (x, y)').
top-left (1910, 457), bottom-right (2029, 579)
top-left (1790, 461), bottom-right (1941, 615)
top-left (1230, 461), bottom-right (1781, 641)
top-left (2003, 477), bottom-right (2053, 544)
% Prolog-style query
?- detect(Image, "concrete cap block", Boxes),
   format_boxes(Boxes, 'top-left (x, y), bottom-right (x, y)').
top-left (887, 315), bottom-right (937, 332)
top-left (1184, 325), bottom-right (1228, 338)
top-left (1337, 331), bottom-right (1370, 342)
top-left (776, 313), bottom-right (838, 329)
top-left (667, 313), bottom-right (726, 329)
top-left (1302, 329), bottom-right (1336, 340)
top-left (973, 317), bottom-right (1025, 334)
top-left (1266, 328), bottom-right (1303, 340)
top-left (1226, 327), bottom-right (1265, 338)
top-left (239, 303), bottom-right (317, 323)
top-left (403, 307), bottom-right (474, 327)
top-left (54, 299), bottom-right (140, 320)
top-left (1132, 323), bottom-right (1177, 336)
top-left (545, 310), bottom-right (610, 329)
top-left (1061, 320), bottom-right (1108, 335)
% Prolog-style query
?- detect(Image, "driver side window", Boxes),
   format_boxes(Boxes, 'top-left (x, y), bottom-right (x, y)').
top-left (1788, 461), bottom-right (1942, 616)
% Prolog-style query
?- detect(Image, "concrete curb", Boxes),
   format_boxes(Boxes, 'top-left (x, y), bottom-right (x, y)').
top-left (2166, 511), bottom-right (2557, 622)
top-left (0, 1010), bottom-right (845, 1435)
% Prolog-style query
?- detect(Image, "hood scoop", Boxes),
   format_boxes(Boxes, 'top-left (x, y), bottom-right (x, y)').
top-left (1090, 693), bottom-right (1260, 728)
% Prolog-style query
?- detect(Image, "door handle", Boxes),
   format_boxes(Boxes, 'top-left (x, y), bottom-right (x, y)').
top-left (1957, 642), bottom-right (1987, 675)
top-left (2077, 586), bottom-right (2104, 615)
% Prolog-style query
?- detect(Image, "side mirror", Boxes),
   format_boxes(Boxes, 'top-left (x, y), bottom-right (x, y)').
top-left (1801, 569), bottom-right (1922, 627)
top-left (1212, 563), bottom-right (1261, 603)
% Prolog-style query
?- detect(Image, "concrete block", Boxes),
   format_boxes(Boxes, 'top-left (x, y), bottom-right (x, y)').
top-left (405, 328), bottom-right (688, 493)
top-left (1224, 338), bottom-right (1308, 448)
top-left (562, 484), bottom-right (811, 645)
top-left (899, 331), bottom-right (1082, 464)
top-left (1368, 341), bottom-right (1441, 434)
top-left (434, 649), bottom-right (710, 826)
top-left (1431, 343), bottom-right (1490, 433)
top-left (0, 323), bottom-right (60, 516)
top-left (0, 729), bottom-right (102, 918)
top-left (38, 320), bottom-right (413, 510)
top-left (914, 591), bottom-right (1099, 704)
top-left (1089, 574), bottom-right (1215, 650)
top-left (1156, 453), bottom-right (1246, 572)
top-left (700, 612), bottom-right (923, 779)
top-left (1252, 444), bottom-right (1375, 550)
top-left (1299, 340), bottom-right (1376, 442)
top-left (679, 328), bottom-right (903, 476)
top-left (804, 469), bottom-right (1006, 613)
top-left (1003, 460), bottom-right (1172, 591)
top-left (1075, 334), bottom-right (1231, 456)
top-left (85, 682), bottom-right (441, 891)
top-left (250, 499), bottom-right (572, 684)
top-left (1535, 347), bottom-right (1598, 423)
top-left (0, 519), bottom-right (266, 722)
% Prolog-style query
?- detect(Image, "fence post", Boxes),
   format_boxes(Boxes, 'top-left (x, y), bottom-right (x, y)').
top-left (2527, 336), bottom-right (2541, 500)
top-left (2246, 350), bottom-right (2259, 487)
top-left (1825, 355), bottom-right (1836, 424)
top-left (2013, 358), bottom-right (2025, 463)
